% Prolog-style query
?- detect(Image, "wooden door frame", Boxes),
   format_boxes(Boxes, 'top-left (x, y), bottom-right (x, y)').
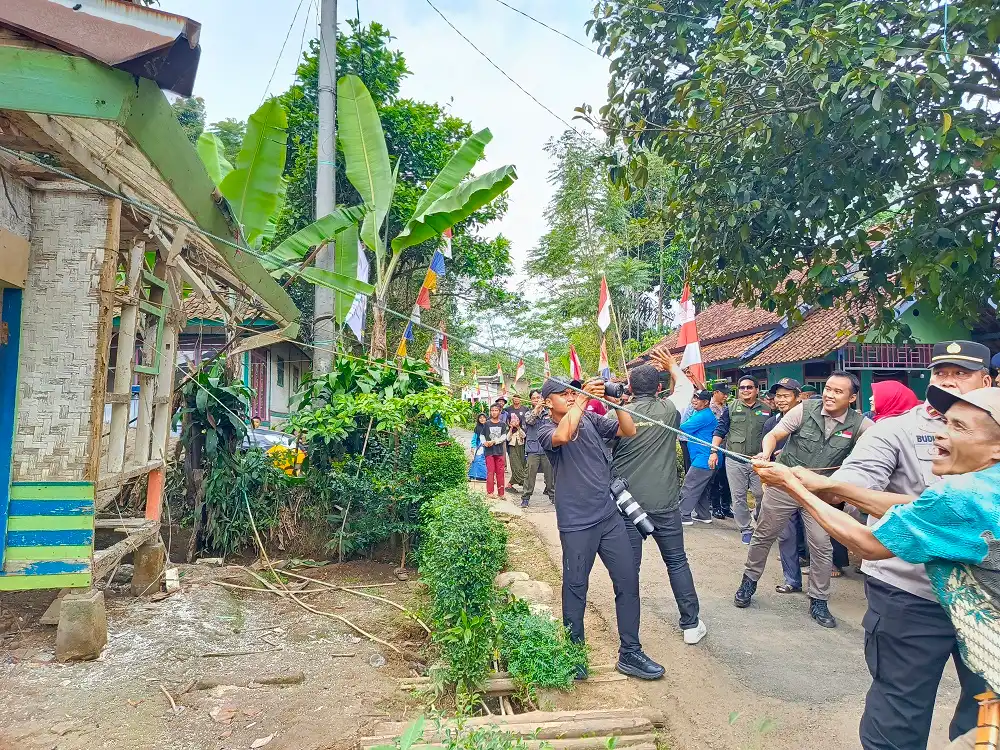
top-left (0, 287), bottom-right (23, 568)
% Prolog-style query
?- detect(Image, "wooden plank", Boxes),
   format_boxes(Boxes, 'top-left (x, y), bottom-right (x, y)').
top-left (88, 197), bottom-right (121, 482)
top-left (10, 482), bottom-right (94, 500)
top-left (96, 459), bottom-right (163, 491)
top-left (107, 241), bottom-right (144, 475)
top-left (0, 46), bottom-right (134, 120)
top-left (94, 517), bottom-right (154, 529)
top-left (8, 500), bottom-right (94, 516)
top-left (7, 515), bottom-right (93, 532)
top-left (6, 529), bottom-right (94, 547)
top-left (4, 545), bottom-right (92, 561)
top-left (92, 521), bottom-right (158, 579)
top-left (104, 392), bottom-right (131, 404)
top-left (2, 559), bottom-right (90, 576)
top-left (0, 572), bottom-right (90, 591)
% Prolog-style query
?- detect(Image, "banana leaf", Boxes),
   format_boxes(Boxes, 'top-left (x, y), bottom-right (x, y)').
top-left (410, 128), bottom-right (492, 220)
top-left (219, 98), bottom-right (288, 244)
top-left (299, 266), bottom-right (375, 297)
top-left (360, 160), bottom-right (398, 261)
top-left (338, 75), bottom-right (392, 247)
top-left (392, 165), bottom-right (517, 253)
top-left (334, 223), bottom-right (361, 323)
top-left (264, 205), bottom-right (365, 272)
top-left (196, 132), bottom-right (233, 186)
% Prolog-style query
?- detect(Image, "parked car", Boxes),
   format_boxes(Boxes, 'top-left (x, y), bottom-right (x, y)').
top-left (242, 428), bottom-right (305, 475)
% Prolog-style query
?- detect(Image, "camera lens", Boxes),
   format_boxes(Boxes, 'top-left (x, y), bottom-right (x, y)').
top-left (604, 381), bottom-right (624, 399)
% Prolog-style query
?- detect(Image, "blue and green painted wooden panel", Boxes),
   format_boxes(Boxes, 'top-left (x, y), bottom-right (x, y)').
top-left (0, 482), bottom-right (94, 591)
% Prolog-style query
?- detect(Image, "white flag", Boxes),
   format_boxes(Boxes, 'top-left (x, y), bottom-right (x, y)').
top-left (345, 241), bottom-right (370, 343)
top-left (440, 334), bottom-right (450, 386)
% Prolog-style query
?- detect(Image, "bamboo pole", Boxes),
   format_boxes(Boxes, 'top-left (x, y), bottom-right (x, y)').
top-left (107, 240), bottom-right (144, 474)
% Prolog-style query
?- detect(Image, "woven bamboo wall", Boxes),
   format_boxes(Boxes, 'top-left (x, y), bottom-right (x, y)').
top-left (12, 188), bottom-right (107, 482)
top-left (0, 165), bottom-right (31, 239)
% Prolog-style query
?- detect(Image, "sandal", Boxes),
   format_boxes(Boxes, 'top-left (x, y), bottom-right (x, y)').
top-left (831, 568), bottom-right (843, 578)
top-left (775, 584), bottom-right (802, 594)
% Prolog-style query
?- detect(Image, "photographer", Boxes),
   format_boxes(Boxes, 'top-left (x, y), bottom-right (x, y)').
top-left (612, 355), bottom-right (706, 645)
top-left (538, 376), bottom-right (665, 680)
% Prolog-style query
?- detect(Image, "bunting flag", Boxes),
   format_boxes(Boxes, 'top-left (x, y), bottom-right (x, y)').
top-left (442, 227), bottom-right (453, 259)
top-left (515, 359), bottom-right (526, 382)
top-left (544, 351), bottom-right (551, 378)
top-left (598, 276), bottom-right (612, 332)
top-left (569, 345), bottom-right (583, 380)
top-left (396, 322), bottom-right (412, 358)
top-left (410, 303), bottom-right (422, 324)
top-left (416, 250), bottom-right (447, 309)
top-left (424, 337), bottom-right (438, 367)
top-left (599, 337), bottom-right (611, 380)
top-left (472, 365), bottom-right (480, 396)
top-left (440, 333), bottom-right (450, 386)
top-left (346, 240), bottom-right (370, 342)
top-left (677, 283), bottom-right (706, 386)
top-left (497, 363), bottom-right (506, 395)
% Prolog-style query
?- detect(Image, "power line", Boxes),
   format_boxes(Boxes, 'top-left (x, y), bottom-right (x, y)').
top-left (491, 0), bottom-right (602, 56)
top-left (259, 0), bottom-right (310, 105)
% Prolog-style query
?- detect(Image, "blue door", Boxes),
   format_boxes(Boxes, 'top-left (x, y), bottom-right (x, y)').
top-left (0, 287), bottom-right (22, 566)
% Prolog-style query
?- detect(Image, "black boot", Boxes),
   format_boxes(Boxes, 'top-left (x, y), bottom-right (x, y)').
top-left (616, 650), bottom-right (665, 680)
top-left (734, 574), bottom-right (757, 608)
top-left (810, 598), bottom-right (837, 628)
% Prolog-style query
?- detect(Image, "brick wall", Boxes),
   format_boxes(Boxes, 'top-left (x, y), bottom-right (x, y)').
top-left (12, 188), bottom-right (107, 481)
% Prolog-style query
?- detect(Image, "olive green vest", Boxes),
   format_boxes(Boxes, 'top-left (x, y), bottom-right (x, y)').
top-left (725, 399), bottom-right (772, 456)
top-left (778, 399), bottom-right (865, 474)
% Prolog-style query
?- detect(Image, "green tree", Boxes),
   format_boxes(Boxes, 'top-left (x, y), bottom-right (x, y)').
top-left (587, 0), bottom-right (1000, 334)
top-left (208, 117), bottom-right (246, 164)
top-left (170, 96), bottom-right (206, 144)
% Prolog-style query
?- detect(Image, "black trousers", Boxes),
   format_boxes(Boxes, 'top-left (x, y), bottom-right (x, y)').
top-left (559, 512), bottom-right (641, 655)
top-left (860, 577), bottom-right (987, 750)
top-left (680, 441), bottom-right (692, 473)
top-left (623, 508), bottom-right (700, 630)
top-left (710, 459), bottom-right (732, 514)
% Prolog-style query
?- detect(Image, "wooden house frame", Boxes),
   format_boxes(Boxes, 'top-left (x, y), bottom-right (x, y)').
top-left (0, 13), bottom-right (299, 617)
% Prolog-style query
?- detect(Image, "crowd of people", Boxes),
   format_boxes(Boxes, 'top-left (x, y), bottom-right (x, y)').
top-left (465, 338), bottom-right (1000, 750)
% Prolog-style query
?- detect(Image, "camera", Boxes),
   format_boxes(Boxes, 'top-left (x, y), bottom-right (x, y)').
top-left (610, 476), bottom-right (655, 538)
top-left (603, 381), bottom-right (627, 399)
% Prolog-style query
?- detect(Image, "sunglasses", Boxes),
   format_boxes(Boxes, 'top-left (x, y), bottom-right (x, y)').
top-left (738, 385), bottom-right (757, 390)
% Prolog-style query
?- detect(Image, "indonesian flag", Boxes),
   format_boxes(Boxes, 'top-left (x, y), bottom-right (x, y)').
top-left (472, 365), bottom-right (480, 396)
top-left (442, 227), bottom-right (453, 259)
top-left (515, 359), bottom-right (526, 382)
top-left (543, 351), bottom-right (551, 378)
top-left (677, 283), bottom-right (706, 386)
top-left (569, 345), bottom-right (583, 381)
top-left (597, 276), bottom-right (612, 332)
top-left (439, 334), bottom-right (450, 386)
top-left (497, 362), bottom-right (506, 394)
top-left (599, 338), bottom-right (611, 380)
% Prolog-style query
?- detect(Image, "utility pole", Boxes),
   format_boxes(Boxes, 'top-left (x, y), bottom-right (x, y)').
top-left (313, 0), bottom-right (337, 373)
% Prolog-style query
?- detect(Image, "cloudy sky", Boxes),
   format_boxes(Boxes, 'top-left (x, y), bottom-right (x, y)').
top-left (160, 0), bottom-right (610, 276)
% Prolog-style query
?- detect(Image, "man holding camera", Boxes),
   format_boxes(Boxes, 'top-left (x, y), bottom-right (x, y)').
top-left (521, 388), bottom-right (555, 507)
top-left (612, 355), bottom-right (706, 645)
top-left (538, 376), bottom-right (665, 680)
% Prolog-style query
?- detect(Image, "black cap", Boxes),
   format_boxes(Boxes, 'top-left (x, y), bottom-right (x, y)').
top-left (712, 382), bottom-right (730, 394)
top-left (541, 376), bottom-right (582, 399)
top-left (693, 389), bottom-right (712, 401)
top-left (930, 340), bottom-right (991, 370)
top-left (767, 377), bottom-right (802, 396)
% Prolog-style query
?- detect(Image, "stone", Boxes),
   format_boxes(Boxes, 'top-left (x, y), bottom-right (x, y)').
top-left (509, 579), bottom-right (554, 607)
top-left (55, 589), bottom-right (107, 662)
top-left (110, 564), bottom-right (134, 584)
top-left (164, 567), bottom-right (180, 593)
top-left (131, 540), bottom-right (166, 597)
top-left (39, 588), bottom-right (74, 626)
top-left (494, 572), bottom-right (529, 588)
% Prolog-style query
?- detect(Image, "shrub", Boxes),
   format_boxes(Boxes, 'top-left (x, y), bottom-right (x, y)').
top-left (411, 433), bottom-right (469, 501)
top-left (497, 597), bottom-right (588, 698)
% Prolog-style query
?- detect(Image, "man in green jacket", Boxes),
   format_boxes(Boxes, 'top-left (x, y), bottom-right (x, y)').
top-left (710, 375), bottom-right (772, 544)
top-left (734, 370), bottom-right (872, 628)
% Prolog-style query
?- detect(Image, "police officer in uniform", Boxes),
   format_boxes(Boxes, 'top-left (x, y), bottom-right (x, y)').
top-left (709, 375), bottom-right (772, 544)
top-left (811, 341), bottom-right (992, 749)
top-left (734, 370), bottom-right (872, 628)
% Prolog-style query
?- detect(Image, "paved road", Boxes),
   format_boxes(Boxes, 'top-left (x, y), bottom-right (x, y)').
top-left (454, 427), bottom-right (964, 749)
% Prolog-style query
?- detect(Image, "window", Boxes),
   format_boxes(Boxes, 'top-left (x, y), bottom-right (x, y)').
top-left (276, 356), bottom-right (285, 387)
top-left (291, 365), bottom-right (300, 391)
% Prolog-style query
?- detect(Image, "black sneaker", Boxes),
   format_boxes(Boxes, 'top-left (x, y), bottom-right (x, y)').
top-left (723, 510), bottom-right (735, 519)
top-left (616, 650), bottom-right (665, 680)
top-left (574, 663), bottom-right (589, 681)
top-left (810, 598), bottom-right (837, 628)
top-left (712, 510), bottom-right (726, 519)
top-left (734, 574), bottom-right (757, 608)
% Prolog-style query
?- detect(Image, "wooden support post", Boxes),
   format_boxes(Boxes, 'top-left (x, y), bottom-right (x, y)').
top-left (87, 197), bottom-right (120, 482)
top-left (147, 269), bottom-right (181, 523)
top-left (134, 255), bottom-right (168, 465)
top-left (108, 241), bottom-right (143, 474)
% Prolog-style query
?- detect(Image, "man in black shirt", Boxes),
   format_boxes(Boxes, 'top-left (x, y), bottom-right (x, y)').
top-left (538, 376), bottom-right (665, 680)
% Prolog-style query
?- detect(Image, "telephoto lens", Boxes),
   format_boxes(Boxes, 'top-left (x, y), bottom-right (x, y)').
top-left (604, 381), bottom-right (626, 399)
top-left (610, 476), bottom-right (654, 538)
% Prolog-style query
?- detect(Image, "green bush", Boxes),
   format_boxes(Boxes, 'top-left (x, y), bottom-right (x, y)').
top-left (497, 597), bottom-right (588, 698)
top-left (411, 433), bottom-right (469, 501)
top-left (420, 488), bottom-right (508, 687)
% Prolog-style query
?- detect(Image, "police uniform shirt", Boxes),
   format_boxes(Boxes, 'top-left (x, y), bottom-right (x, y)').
top-left (830, 403), bottom-right (942, 601)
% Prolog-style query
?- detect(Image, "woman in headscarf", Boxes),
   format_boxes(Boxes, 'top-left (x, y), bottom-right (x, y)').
top-left (871, 380), bottom-right (921, 421)
top-left (468, 413), bottom-right (488, 482)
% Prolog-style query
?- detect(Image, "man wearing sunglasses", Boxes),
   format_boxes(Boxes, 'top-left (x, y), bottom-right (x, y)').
top-left (710, 376), bottom-right (772, 544)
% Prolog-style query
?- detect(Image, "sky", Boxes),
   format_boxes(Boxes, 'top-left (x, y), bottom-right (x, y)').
top-left (160, 0), bottom-right (610, 278)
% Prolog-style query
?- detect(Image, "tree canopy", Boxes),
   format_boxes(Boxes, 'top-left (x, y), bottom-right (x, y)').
top-left (585, 0), bottom-right (1000, 334)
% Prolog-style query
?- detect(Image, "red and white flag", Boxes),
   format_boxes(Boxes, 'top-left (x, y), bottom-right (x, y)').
top-left (515, 359), bottom-right (526, 382)
top-left (569, 345), bottom-right (583, 381)
top-left (442, 227), bottom-right (453, 259)
top-left (439, 334), bottom-right (450, 386)
top-left (543, 351), bottom-right (551, 378)
top-left (597, 276), bottom-right (612, 332)
top-left (677, 283), bottom-right (705, 386)
top-left (599, 338), bottom-right (611, 380)
top-left (472, 365), bottom-right (480, 396)
top-left (497, 362), bottom-right (506, 394)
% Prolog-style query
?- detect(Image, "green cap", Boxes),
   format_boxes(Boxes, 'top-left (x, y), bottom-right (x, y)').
top-left (800, 384), bottom-right (818, 394)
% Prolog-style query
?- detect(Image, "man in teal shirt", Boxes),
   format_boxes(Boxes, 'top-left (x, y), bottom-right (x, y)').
top-left (679, 389), bottom-right (718, 525)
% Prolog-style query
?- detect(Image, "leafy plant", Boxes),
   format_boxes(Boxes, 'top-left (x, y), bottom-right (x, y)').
top-left (374, 717), bottom-right (542, 750)
top-left (411, 433), bottom-right (468, 502)
top-left (179, 357), bottom-right (252, 459)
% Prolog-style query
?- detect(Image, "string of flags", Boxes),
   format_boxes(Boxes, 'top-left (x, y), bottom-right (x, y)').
top-left (396, 238), bottom-right (449, 358)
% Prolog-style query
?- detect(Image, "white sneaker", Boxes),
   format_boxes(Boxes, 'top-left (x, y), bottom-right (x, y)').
top-left (693, 515), bottom-right (713, 524)
top-left (681, 519), bottom-right (694, 527)
top-left (683, 620), bottom-right (707, 645)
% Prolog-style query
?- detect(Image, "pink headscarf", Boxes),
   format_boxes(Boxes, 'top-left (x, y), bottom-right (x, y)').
top-left (872, 380), bottom-right (920, 422)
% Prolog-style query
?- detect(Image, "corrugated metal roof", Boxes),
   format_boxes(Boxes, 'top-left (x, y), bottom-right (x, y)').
top-left (0, 0), bottom-right (201, 95)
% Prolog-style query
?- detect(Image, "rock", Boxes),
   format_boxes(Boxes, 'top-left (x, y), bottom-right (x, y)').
top-left (195, 557), bottom-right (224, 566)
top-left (509, 580), bottom-right (554, 606)
top-left (164, 568), bottom-right (181, 593)
top-left (131, 541), bottom-right (166, 597)
top-left (251, 735), bottom-right (274, 748)
top-left (369, 653), bottom-right (386, 668)
top-left (494, 572), bottom-right (529, 588)
top-left (111, 564), bottom-right (134, 584)
top-left (209, 704), bottom-right (239, 725)
top-left (55, 590), bottom-right (107, 662)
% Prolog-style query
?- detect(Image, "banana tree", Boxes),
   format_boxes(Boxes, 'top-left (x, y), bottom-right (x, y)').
top-left (197, 99), bottom-right (373, 308)
top-left (336, 74), bottom-right (517, 356)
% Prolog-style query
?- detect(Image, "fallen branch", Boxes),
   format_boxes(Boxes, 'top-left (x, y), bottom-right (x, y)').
top-left (212, 580), bottom-right (332, 595)
top-left (159, 684), bottom-right (180, 715)
top-left (194, 671), bottom-right (306, 690)
top-left (200, 648), bottom-right (282, 658)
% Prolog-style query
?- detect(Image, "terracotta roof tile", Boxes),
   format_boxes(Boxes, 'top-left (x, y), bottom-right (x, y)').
top-left (182, 295), bottom-right (221, 321)
top-left (746, 301), bottom-right (875, 367)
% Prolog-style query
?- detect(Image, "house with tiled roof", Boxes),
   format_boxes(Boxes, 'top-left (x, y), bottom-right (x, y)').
top-left (633, 296), bottom-right (996, 407)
